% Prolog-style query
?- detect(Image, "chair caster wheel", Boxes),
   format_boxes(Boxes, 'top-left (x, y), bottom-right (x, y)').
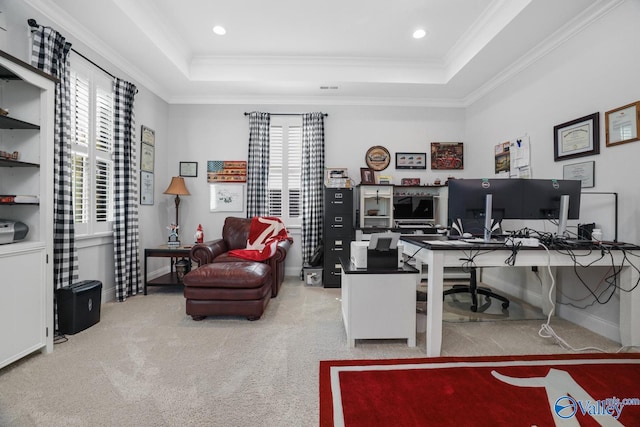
top-left (502, 302), bottom-right (510, 309)
top-left (471, 305), bottom-right (478, 312)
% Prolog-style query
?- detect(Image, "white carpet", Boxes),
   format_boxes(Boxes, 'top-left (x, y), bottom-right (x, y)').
top-left (0, 277), bottom-right (626, 427)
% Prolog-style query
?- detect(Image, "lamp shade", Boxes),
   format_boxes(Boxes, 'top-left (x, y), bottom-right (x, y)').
top-left (163, 176), bottom-right (190, 196)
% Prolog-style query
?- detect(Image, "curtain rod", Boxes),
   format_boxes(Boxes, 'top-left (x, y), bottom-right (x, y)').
top-left (28, 18), bottom-right (116, 80)
top-left (244, 112), bottom-right (328, 117)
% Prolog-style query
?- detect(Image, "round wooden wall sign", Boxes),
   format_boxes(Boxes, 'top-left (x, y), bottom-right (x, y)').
top-left (365, 145), bottom-right (391, 171)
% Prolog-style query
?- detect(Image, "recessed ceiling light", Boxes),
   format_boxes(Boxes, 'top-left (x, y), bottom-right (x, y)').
top-left (413, 29), bottom-right (426, 39)
top-left (213, 25), bottom-right (226, 35)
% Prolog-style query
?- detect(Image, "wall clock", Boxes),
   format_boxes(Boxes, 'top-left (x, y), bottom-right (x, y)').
top-left (365, 145), bottom-right (391, 171)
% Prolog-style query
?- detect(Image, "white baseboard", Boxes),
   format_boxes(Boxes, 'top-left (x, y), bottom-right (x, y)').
top-left (555, 304), bottom-right (621, 343)
top-left (488, 276), bottom-right (620, 343)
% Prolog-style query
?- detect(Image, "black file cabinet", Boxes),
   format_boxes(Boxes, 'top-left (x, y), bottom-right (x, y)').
top-left (323, 187), bottom-right (354, 288)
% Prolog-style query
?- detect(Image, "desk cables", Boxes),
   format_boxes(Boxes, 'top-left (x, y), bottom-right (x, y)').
top-left (535, 242), bottom-right (638, 353)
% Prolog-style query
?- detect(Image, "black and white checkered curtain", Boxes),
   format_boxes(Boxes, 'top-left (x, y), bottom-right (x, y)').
top-left (246, 112), bottom-right (271, 217)
top-left (113, 78), bottom-right (140, 302)
top-left (31, 25), bottom-right (79, 292)
top-left (301, 113), bottom-right (325, 265)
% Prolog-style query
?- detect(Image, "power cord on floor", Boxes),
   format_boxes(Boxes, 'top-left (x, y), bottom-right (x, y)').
top-left (536, 242), bottom-right (633, 353)
top-left (54, 332), bottom-right (68, 344)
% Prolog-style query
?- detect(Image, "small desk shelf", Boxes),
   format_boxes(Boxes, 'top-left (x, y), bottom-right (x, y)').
top-left (144, 245), bottom-right (192, 294)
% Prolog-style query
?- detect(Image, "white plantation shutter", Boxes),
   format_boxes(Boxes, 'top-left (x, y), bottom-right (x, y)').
top-left (95, 87), bottom-right (114, 153)
top-left (95, 86), bottom-right (114, 224)
top-left (70, 71), bottom-right (90, 148)
top-left (268, 125), bottom-right (283, 216)
top-left (71, 152), bottom-right (89, 226)
top-left (95, 159), bottom-right (112, 222)
top-left (268, 117), bottom-right (302, 225)
top-left (287, 125), bottom-right (302, 218)
top-left (69, 58), bottom-right (115, 235)
top-left (70, 69), bottom-right (90, 234)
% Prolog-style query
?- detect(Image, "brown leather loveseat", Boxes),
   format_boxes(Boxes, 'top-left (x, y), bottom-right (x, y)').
top-left (189, 217), bottom-right (292, 297)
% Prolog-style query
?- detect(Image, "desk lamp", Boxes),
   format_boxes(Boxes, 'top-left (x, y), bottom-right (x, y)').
top-left (163, 176), bottom-right (190, 239)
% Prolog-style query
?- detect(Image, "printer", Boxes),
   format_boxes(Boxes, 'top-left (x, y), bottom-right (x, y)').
top-left (350, 232), bottom-right (404, 269)
top-left (0, 220), bottom-right (29, 244)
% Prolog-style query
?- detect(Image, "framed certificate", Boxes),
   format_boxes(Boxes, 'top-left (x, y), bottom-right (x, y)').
top-left (553, 113), bottom-right (599, 161)
top-left (563, 160), bottom-right (595, 188)
top-left (140, 171), bottom-right (154, 205)
top-left (605, 101), bottom-right (640, 147)
top-left (141, 125), bottom-right (155, 146)
top-left (180, 161), bottom-right (198, 177)
top-left (140, 143), bottom-right (154, 172)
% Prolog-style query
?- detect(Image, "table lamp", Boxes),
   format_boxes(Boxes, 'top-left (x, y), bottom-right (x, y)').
top-left (163, 176), bottom-right (190, 242)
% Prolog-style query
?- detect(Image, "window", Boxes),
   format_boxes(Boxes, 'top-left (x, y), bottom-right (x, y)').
top-left (268, 116), bottom-right (302, 226)
top-left (70, 58), bottom-right (115, 236)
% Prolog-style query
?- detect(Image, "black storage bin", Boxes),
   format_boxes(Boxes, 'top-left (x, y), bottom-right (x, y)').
top-left (56, 280), bottom-right (102, 335)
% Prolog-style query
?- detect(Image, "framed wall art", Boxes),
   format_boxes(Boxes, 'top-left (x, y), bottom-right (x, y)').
top-left (360, 168), bottom-right (375, 184)
top-left (605, 101), bottom-right (639, 147)
top-left (209, 184), bottom-right (244, 212)
top-left (563, 160), bottom-right (595, 188)
top-left (140, 142), bottom-right (154, 172)
top-left (207, 160), bottom-right (247, 183)
top-left (140, 171), bottom-right (154, 205)
top-left (553, 112), bottom-right (599, 161)
top-left (396, 152), bottom-right (426, 169)
top-left (430, 142), bottom-right (463, 170)
top-left (365, 146), bottom-right (391, 171)
top-left (141, 125), bottom-right (155, 146)
top-left (180, 161), bottom-right (198, 177)
top-left (400, 178), bottom-right (421, 186)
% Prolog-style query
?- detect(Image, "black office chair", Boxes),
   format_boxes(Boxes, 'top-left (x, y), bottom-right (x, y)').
top-left (444, 267), bottom-right (510, 312)
top-left (444, 218), bottom-right (510, 312)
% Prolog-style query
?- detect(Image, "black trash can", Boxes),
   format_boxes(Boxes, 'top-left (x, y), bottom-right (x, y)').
top-left (56, 280), bottom-right (102, 335)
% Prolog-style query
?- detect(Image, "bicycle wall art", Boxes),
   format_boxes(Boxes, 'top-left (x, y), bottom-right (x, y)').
top-left (430, 142), bottom-right (464, 170)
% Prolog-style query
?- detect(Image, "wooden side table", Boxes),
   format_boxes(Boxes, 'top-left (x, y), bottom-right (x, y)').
top-left (144, 245), bottom-right (193, 294)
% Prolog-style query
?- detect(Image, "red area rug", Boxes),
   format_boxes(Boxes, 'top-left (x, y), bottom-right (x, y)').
top-left (320, 353), bottom-right (640, 426)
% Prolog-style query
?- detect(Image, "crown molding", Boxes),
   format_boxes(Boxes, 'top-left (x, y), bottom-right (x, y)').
top-left (166, 93), bottom-right (466, 108)
top-left (462, 0), bottom-right (625, 107)
top-left (23, 0), bottom-right (171, 101)
top-left (444, 0), bottom-right (532, 81)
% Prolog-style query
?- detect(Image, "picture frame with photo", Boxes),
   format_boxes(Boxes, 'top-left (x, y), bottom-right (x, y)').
top-left (360, 167), bottom-right (375, 184)
top-left (431, 142), bottom-right (464, 170)
top-left (396, 152), bottom-right (426, 169)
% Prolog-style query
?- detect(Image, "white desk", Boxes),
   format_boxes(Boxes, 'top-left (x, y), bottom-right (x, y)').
top-left (401, 237), bottom-right (640, 357)
top-left (340, 259), bottom-right (419, 347)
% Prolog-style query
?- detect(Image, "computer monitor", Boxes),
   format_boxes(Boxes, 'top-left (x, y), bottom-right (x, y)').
top-left (447, 179), bottom-right (524, 238)
top-left (521, 179), bottom-right (581, 236)
top-left (393, 195), bottom-right (434, 221)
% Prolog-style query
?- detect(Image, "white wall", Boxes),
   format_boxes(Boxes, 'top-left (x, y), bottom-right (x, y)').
top-left (0, 0), bottom-right (171, 301)
top-left (166, 104), bottom-right (466, 275)
top-left (2, 0), bottom-right (638, 342)
top-left (465, 0), bottom-right (640, 341)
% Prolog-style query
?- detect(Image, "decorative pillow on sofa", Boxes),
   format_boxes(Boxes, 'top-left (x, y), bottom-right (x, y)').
top-left (229, 216), bottom-right (291, 261)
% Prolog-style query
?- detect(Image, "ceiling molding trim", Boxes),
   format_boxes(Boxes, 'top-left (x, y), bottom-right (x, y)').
top-left (166, 94), bottom-right (466, 108)
top-left (111, 0), bottom-right (191, 76)
top-left (23, 0), bottom-right (172, 102)
top-left (444, 0), bottom-right (532, 81)
top-left (462, 0), bottom-right (625, 107)
top-left (189, 56), bottom-right (446, 84)
top-left (189, 56), bottom-right (447, 84)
